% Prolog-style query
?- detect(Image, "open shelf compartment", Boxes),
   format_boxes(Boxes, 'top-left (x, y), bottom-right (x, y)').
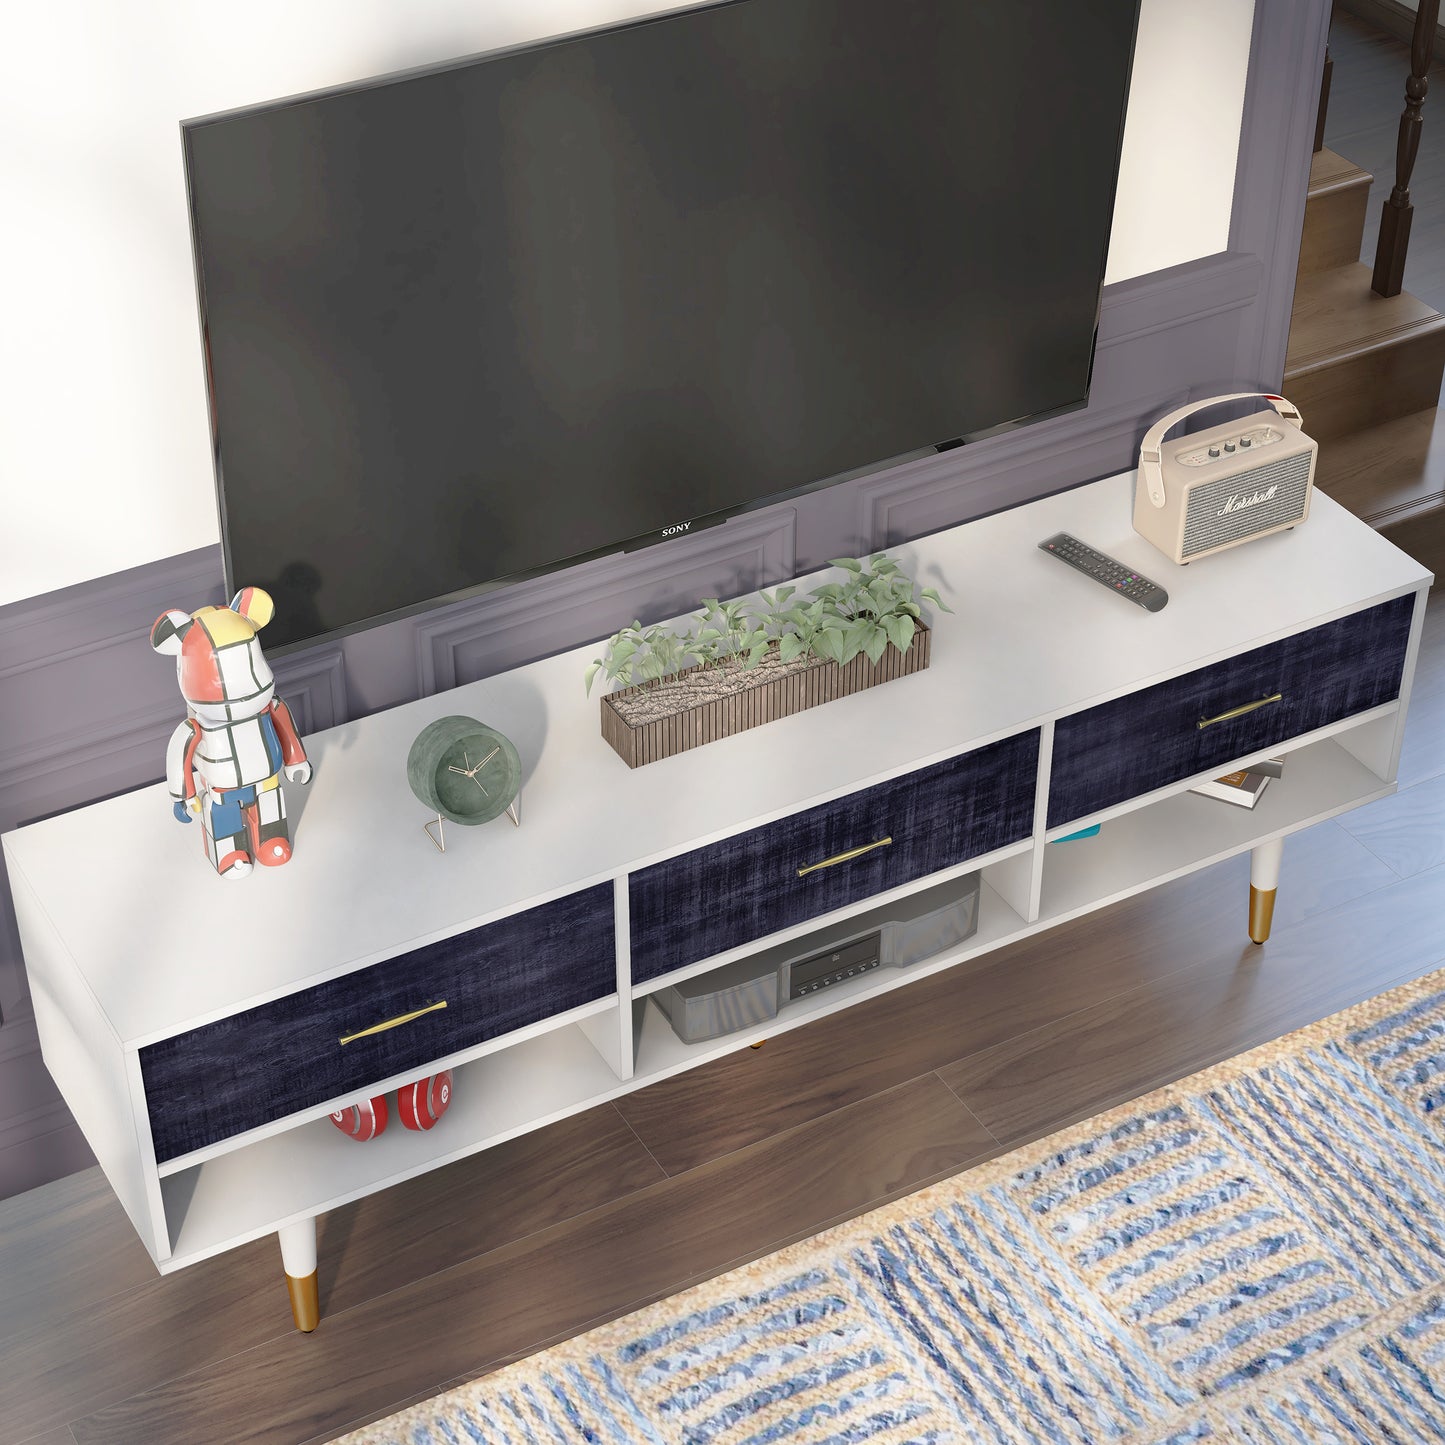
top-left (159, 1020), bottom-right (628, 1269)
top-left (1037, 734), bottom-right (1392, 926)
top-left (152, 993), bottom-right (626, 1181)
top-left (632, 873), bottom-right (1028, 1080)
top-left (630, 838), bottom-right (1034, 999)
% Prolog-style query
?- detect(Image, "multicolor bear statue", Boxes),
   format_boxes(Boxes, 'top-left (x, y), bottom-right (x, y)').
top-left (151, 586), bottom-right (312, 879)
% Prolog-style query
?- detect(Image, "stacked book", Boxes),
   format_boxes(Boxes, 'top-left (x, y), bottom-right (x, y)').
top-left (1189, 756), bottom-right (1284, 809)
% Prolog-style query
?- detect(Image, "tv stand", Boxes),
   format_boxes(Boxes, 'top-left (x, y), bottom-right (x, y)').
top-left (3, 472), bottom-right (1431, 1332)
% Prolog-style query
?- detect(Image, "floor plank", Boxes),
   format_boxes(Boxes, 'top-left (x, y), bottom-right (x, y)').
top-left (940, 857), bottom-right (1445, 1145)
top-left (0, 1166), bottom-right (160, 1343)
top-left (0, 1104), bottom-right (664, 1442)
top-left (66, 1076), bottom-right (995, 1445)
top-left (1336, 768), bottom-right (1445, 878)
top-left (615, 816), bottom-right (1394, 1175)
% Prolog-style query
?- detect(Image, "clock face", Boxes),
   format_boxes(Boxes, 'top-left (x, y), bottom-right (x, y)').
top-left (407, 715), bottom-right (522, 825)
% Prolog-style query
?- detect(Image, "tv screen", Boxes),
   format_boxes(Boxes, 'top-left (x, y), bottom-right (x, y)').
top-left (184, 0), bottom-right (1140, 651)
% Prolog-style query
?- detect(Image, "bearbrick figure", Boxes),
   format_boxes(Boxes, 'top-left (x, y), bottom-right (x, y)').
top-left (151, 587), bottom-right (312, 879)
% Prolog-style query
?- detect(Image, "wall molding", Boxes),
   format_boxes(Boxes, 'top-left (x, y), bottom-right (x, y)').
top-left (854, 386), bottom-right (1194, 551)
top-left (1098, 252), bottom-right (1264, 349)
top-left (1230, 0), bottom-right (1332, 389)
top-left (272, 646), bottom-right (350, 734)
top-left (0, 546), bottom-right (223, 675)
top-left (413, 510), bottom-right (798, 695)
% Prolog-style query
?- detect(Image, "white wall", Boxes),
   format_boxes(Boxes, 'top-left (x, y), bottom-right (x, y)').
top-left (0, 0), bottom-right (1253, 608)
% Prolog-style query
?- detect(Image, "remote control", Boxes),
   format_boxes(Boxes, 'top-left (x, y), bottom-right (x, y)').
top-left (1038, 533), bottom-right (1169, 612)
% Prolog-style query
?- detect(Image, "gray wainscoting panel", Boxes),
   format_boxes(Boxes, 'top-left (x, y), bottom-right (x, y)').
top-left (1230, 0), bottom-right (1331, 390)
top-left (413, 508), bottom-right (799, 696)
top-left (0, 0), bottom-right (1330, 1199)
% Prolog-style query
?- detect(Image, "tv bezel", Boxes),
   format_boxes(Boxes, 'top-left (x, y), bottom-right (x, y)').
top-left (181, 0), bottom-right (1138, 656)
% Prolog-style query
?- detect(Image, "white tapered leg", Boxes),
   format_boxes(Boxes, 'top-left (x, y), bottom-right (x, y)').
top-left (1249, 837), bottom-right (1284, 944)
top-left (278, 1217), bottom-right (319, 1331)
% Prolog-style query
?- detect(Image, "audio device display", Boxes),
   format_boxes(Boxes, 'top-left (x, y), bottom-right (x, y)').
top-left (789, 933), bottom-right (883, 999)
top-left (1134, 393), bottom-right (1316, 563)
top-left (652, 871), bottom-right (981, 1044)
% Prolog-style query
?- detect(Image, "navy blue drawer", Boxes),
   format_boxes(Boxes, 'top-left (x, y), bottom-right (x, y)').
top-left (629, 729), bottom-right (1039, 984)
top-left (140, 883), bottom-right (615, 1163)
top-left (1047, 594), bottom-right (1415, 828)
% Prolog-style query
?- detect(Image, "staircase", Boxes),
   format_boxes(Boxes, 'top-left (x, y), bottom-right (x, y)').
top-left (1287, 147), bottom-right (1445, 582)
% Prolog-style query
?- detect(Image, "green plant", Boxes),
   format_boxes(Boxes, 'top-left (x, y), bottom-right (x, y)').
top-left (583, 554), bottom-right (949, 695)
top-left (585, 622), bottom-right (641, 696)
top-left (587, 621), bottom-right (697, 695)
top-left (692, 598), bottom-right (771, 672)
top-left (801, 554), bottom-right (951, 667)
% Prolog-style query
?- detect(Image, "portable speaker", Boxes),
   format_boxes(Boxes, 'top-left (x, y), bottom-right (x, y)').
top-left (1134, 393), bottom-right (1316, 563)
top-left (652, 956), bottom-right (781, 1043)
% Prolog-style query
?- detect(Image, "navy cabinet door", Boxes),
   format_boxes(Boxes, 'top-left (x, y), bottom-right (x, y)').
top-left (141, 883), bottom-right (615, 1163)
top-left (630, 729), bottom-right (1039, 984)
top-left (1047, 594), bottom-right (1414, 828)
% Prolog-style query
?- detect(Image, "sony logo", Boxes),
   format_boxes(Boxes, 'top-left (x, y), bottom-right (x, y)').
top-left (1216, 483), bottom-right (1278, 518)
top-left (661, 521), bottom-right (692, 537)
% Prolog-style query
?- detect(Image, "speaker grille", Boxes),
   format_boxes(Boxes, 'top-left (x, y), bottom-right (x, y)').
top-left (1181, 450), bottom-right (1313, 559)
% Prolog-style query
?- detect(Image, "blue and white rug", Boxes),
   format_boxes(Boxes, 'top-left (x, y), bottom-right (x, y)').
top-left (339, 973), bottom-right (1445, 1443)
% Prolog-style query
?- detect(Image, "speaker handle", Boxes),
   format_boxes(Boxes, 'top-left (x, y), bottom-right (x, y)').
top-left (1138, 393), bottom-right (1303, 509)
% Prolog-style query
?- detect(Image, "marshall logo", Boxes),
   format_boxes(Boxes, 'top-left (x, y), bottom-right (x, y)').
top-left (1216, 483), bottom-right (1278, 518)
top-left (662, 521), bottom-right (693, 537)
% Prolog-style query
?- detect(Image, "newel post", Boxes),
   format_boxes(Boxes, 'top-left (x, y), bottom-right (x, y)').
top-left (1372, 0), bottom-right (1440, 297)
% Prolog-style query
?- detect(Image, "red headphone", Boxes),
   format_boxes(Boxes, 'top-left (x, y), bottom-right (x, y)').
top-left (329, 1070), bottom-right (452, 1141)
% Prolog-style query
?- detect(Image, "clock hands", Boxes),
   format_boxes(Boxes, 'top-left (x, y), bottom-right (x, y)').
top-left (447, 745), bottom-right (502, 795)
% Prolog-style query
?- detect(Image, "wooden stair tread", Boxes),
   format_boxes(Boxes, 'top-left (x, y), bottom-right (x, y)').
top-left (1308, 146), bottom-right (1372, 198)
top-left (1285, 263), bottom-right (1445, 375)
top-left (1317, 406), bottom-right (1445, 528)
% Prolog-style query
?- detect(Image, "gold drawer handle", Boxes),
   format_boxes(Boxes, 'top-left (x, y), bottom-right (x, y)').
top-left (339, 1000), bottom-right (447, 1046)
top-left (797, 837), bottom-right (892, 878)
top-left (1197, 693), bottom-right (1283, 730)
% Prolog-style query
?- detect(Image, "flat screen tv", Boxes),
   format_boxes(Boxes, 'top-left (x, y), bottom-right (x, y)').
top-left (183, 0), bottom-right (1141, 651)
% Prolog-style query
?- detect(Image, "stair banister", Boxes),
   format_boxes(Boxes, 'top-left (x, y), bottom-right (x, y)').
top-left (1372, 0), bottom-right (1440, 297)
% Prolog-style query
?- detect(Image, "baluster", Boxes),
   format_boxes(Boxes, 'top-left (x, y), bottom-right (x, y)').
top-left (1315, 41), bottom-right (1332, 154)
top-left (1372, 0), bottom-right (1440, 297)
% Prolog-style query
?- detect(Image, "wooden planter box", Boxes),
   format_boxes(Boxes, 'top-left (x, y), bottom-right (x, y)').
top-left (600, 623), bottom-right (931, 768)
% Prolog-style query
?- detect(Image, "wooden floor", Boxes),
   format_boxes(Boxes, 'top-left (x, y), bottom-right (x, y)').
top-left (7, 17), bottom-right (1445, 1445)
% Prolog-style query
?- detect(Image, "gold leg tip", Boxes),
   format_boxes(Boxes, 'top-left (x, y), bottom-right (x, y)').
top-left (1248, 885), bottom-right (1277, 945)
top-left (287, 1271), bottom-right (320, 1332)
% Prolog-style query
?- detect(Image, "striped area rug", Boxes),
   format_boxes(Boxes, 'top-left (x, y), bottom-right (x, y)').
top-left (338, 972), bottom-right (1445, 1444)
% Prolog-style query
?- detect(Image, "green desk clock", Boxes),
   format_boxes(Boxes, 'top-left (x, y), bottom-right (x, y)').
top-left (406, 715), bottom-right (522, 853)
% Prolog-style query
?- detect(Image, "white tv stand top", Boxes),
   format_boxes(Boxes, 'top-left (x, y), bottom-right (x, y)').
top-left (3, 470), bottom-right (1429, 1045)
